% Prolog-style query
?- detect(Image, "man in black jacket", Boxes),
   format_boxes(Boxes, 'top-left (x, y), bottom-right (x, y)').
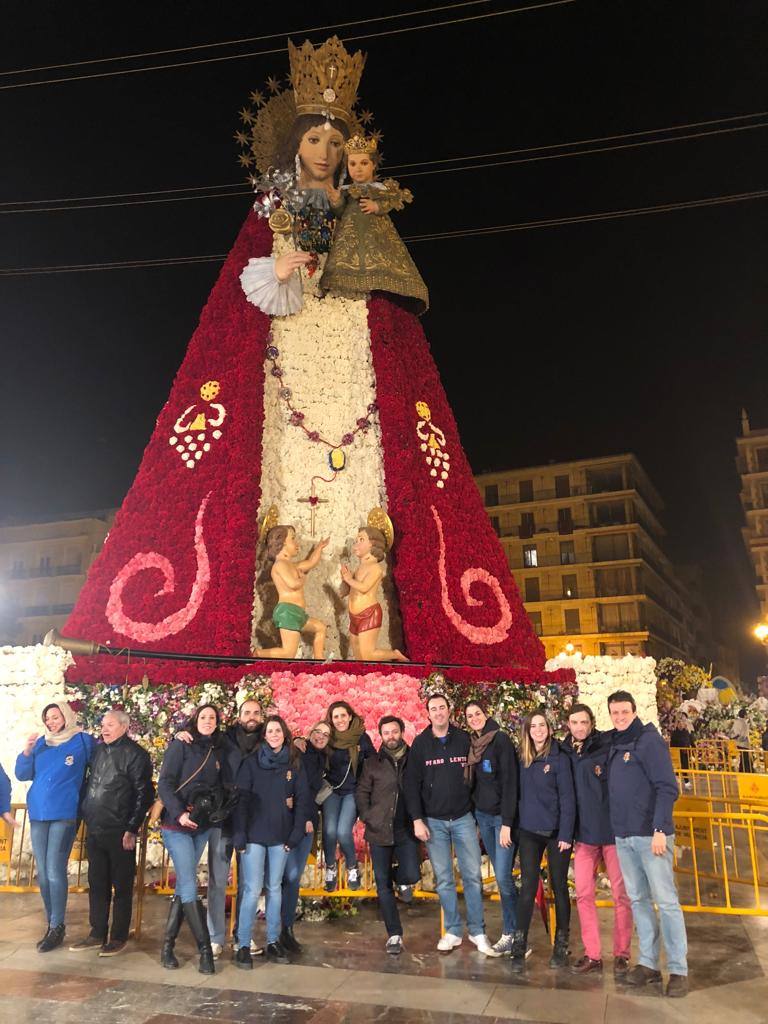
top-left (403, 694), bottom-right (492, 954)
top-left (357, 715), bottom-right (421, 955)
top-left (70, 709), bottom-right (153, 956)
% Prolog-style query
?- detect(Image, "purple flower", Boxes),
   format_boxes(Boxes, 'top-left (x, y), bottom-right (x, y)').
top-left (341, 433), bottom-right (354, 445)
top-left (271, 366), bottom-right (283, 378)
top-left (279, 387), bottom-right (292, 400)
top-left (356, 417), bottom-right (370, 430)
top-left (308, 430), bottom-right (321, 442)
top-left (289, 411), bottom-right (305, 426)
top-left (367, 401), bottom-right (378, 414)
top-left (265, 345), bottom-right (279, 360)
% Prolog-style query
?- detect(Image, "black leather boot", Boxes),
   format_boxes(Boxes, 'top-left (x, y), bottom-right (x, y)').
top-left (38, 924), bottom-right (65, 953)
top-left (280, 926), bottom-right (302, 954)
top-left (509, 930), bottom-right (527, 974)
top-left (182, 899), bottom-right (215, 975)
top-left (160, 896), bottom-right (183, 969)
top-left (548, 930), bottom-right (569, 969)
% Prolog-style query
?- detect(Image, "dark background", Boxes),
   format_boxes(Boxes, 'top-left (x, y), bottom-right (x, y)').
top-left (2, 1), bottom-right (766, 678)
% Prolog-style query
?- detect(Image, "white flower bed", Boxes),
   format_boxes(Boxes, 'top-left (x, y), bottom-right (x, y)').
top-left (545, 652), bottom-right (659, 730)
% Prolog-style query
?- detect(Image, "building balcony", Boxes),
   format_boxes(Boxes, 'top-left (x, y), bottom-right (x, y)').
top-left (8, 563), bottom-right (83, 580)
top-left (21, 603), bottom-right (75, 618)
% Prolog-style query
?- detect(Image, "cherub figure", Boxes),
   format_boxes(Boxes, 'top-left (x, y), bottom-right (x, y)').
top-left (319, 135), bottom-right (429, 315)
top-left (256, 525), bottom-right (328, 659)
top-left (340, 526), bottom-right (407, 662)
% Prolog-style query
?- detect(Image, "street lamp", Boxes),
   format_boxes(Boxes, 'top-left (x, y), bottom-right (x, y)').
top-left (754, 622), bottom-right (768, 644)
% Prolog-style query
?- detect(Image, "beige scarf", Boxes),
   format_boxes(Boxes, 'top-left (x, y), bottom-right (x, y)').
top-left (42, 699), bottom-right (83, 747)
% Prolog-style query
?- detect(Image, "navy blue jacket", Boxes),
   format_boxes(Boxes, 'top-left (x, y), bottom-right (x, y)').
top-left (326, 732), bottom-right (375, 795)
top-left (561, 730), bottom-right (614, 846)
top-left (518, 740), bottom-right (576, 844)
top-left (404, 725), bottom-right (473, 822)
top-left (15, 732), bottom-right (94, 821)
top-left (215, 725), bottom-right (263, 835)
top-left (231, 746), bottom-right (312, 850)
top-left (469, 721), bottom-right (519, 828)
top-left (301, 745), bottom-right (326, 829)
top-left (158, 736), bottom-right (228, 829)
top-left (0, 763), bottom-right (11, 816)
top-left (608, 718), bottom-right (679, 837)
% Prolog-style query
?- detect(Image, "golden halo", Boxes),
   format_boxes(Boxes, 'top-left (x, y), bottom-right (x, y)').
top-left (367, 507), bottom-right (394, 550)
top-left (258, 504), bottom-right (280, 543)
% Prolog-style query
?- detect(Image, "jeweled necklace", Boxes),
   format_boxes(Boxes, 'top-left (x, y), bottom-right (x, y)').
top-left (265, 342), bottom-right (377, 471)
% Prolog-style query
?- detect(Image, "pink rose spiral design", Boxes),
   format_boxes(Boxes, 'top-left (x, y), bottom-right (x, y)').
top-left (431, 505), bottom-right (513, 645)
top-left (106, 492), bottom-right (212, 642)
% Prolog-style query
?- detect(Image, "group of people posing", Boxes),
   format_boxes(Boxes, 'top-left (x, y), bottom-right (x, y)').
top-left (3, 687), bottom-right (688, 998)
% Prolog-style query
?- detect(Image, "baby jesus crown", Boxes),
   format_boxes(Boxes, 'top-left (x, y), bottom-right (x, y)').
top-left (288, 35), bottom-right (366, 126)
top-left (345, 134), bottom-right (378, 156)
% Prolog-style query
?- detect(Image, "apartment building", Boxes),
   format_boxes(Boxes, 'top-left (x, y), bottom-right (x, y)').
top-left (476, 455), bottom-right (697, 661)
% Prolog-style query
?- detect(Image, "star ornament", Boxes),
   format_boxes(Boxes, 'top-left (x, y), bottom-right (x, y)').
top-left (360, 109), bottom-right (374, 125)
top-left (249, 89), bottom-right (265, 106)
top-left (239, 107), bottom-right (255, 125)
top-left (266, 75), bottom-right (281, 95)
top-left (371, 129), bottom-right (384, 144)
top-left (234, 130), bottom-right (249, 146)
top-left (238, 153), bottom-right (253, 168)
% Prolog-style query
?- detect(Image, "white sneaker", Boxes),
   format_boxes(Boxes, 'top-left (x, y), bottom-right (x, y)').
top-left (210, 942), bottom-right (223, 960)
top-left (490, 933), bottom-right (514, 955)
top-left (469, 933), bottom-right (496, 956)
top-left (250, 940), bottom-right (263, 955)
top-left (437, 932), bottom-right (463, 952)
top-left (386, 935), bottom-right (404, 955)
top-left (347, 866), bottom-right (361, 890)
top-left (324, 864), bottom-right (338, 892)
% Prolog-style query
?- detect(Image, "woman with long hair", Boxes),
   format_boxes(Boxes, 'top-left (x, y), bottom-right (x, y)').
top-left (15, 700), bottom-right (94, 952)
top-left (510, 710), bottom-right (575, 973)
top-left (232, 715), bottom-right (311, 968)
top-left (157, 703), bottom-right (228, 974)
top-left (464, 700), bottom-right (520, 956)
top-left (280, 719), bottom-right (330, 953)
top-left (322, 700), bottom-right (375, 891)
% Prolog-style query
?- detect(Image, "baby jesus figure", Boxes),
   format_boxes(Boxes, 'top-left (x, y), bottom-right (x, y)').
top-left (340, 526), bottom-right (407, 662)
top-left (319, 134), bottom-right (429, 315)
top-left (256, 525), bottom-right (328, 659)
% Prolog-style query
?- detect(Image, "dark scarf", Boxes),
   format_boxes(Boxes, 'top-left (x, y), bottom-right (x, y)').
top-left (465, 719), bottom-right (500, 781)
top-left (257, 743), bottom-right (290, 770)
top-left (235, 723), bottom-right (262, 756)
top-left (616, 717), bottom-right (644, 744)
top-left (383, 741), bottom-right (407, 764)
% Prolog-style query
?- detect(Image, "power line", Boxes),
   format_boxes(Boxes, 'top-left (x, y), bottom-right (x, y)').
top-left (0, 2), bottom-right (575, 91)
top-left (2, 111), bottom-right (766, 215)
top-left (2, 188), bottom-right (764, 277)
top-left (0, 1), bottom-right (492, 76)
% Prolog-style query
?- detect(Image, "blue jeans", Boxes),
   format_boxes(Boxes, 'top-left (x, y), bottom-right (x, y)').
top-left (322, 792), bottom-right (358, 868)
top-left (475, 810), bottom-right (518, 935)
top-left (425, 813), bottom-right (485, 937)
top-left (207, 827), bottom-right (243, 946)
top-left (282, 830), bottom-right (314, 928)
top-left (29, 819), bottom-right (78, 927)
top-left (162, 828), bottom-right (210, 904)
top-left (237, 843), bottom-right (288, 947)
top-left (616, 834), bottom-right (688, 976)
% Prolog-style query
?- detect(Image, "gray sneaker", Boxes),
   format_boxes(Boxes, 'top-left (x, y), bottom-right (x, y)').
top-left (491, 933), bottom-right (514, 955)
top-left (386, 935), bottom-right (404, 956)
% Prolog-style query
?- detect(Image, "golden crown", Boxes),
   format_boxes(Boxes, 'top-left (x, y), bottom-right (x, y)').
top-left (288, 35), bottom-right (366, 126)
top-left (345, 134), bottom-right (378, 156)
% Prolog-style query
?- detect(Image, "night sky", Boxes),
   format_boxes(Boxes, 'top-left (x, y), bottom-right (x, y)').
top-left (2, 1), bottom-right (767, 676)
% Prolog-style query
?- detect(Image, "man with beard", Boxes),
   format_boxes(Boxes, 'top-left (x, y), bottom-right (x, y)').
top-left (182, 700), bottom-right (264, 957)
top-left (356, 716), bottom-right (421, 955)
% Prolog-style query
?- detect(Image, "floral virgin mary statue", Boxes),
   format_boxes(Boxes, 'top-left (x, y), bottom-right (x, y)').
top-left (63, 35), bottom-right (544, 681)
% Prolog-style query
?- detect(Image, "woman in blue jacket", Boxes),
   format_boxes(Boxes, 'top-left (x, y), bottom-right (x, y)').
top-left (322, 700), bottom-right (375, 892)
top-left (15, 699), bottom-right (94, 952)
top-left (232, 715), bottom-right (311, 969)
top-left (511, 710), bottom-right (575, 973)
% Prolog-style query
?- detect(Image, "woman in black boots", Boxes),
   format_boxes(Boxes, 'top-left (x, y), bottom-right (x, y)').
top-left (158, 704), bottom-right (229, 974)
top-left (510, 710), bottom-right (575, 973)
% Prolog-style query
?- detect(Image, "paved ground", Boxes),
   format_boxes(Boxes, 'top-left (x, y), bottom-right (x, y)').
top-left (1, 892), bottom-right (767, 1023)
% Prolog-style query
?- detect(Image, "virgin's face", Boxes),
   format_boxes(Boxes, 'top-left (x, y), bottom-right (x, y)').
top-left (297, 125), bottom-right (345, 186)
top-left (347, 153), bottom-right (375, 183)
top-left (331, 707), bottom-right (351, 731)
top-left (44, 707), bottom-right (66, 733)
top-left (265, 721), bottom-right (284, 750)
top-left (197, 708), bottom-right (218, 735)
top-left (352, 530), bottom-right (371, 558)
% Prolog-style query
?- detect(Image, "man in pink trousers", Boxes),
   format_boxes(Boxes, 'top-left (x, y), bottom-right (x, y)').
top-left (561, 703), bottom-right (633, 974)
